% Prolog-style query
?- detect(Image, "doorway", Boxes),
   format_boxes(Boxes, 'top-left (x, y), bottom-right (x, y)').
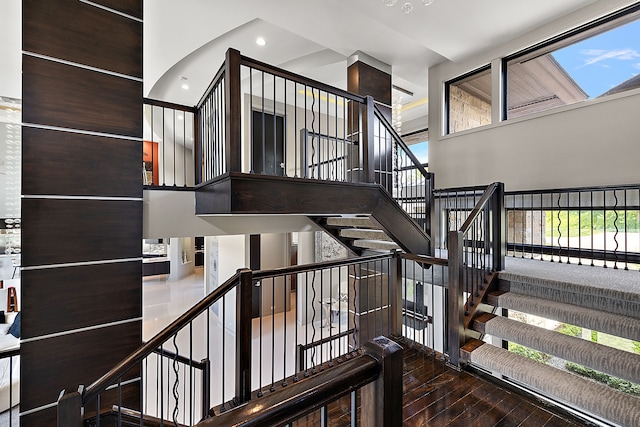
top-left (251, 110), bottom-right (284, 175)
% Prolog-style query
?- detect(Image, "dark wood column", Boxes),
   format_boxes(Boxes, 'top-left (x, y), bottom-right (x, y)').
top-left (347, 51), bottom-right (392, 119)
top-left (21, 0), bottom-right (143, 424)
top-left (347, 52), bottom-right (393, 191)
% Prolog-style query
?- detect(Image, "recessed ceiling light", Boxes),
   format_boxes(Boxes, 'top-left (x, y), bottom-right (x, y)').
top-left (256, 37), bottom-right (266, 46)
top-left (180, 76), bottom-right (189, 90)
top-left (181, 83), bottom-right (189, 90)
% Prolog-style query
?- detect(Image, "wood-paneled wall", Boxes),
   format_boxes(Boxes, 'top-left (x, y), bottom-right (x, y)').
top-left (21, 0), bottom-right (143, 424)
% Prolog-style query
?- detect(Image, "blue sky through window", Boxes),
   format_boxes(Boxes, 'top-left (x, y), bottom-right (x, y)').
top-left (409, 141), bottom-right (428, 164)
top-left (552, 19), bottom-right (640, 98)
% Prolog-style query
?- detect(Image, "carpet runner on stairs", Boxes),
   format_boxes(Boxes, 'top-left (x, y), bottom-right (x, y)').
top-left (474, 313), bottom-right (640, 385)
top-left (468, 342), bottom-right (640, 427)
top-left (463, 257), bottom-right (640, 427)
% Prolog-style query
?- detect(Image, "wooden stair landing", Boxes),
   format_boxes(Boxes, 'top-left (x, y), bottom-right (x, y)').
top-left (292, 346), bottom-right (585, 426)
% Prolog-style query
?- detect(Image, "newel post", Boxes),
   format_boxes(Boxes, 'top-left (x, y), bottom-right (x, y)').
top-left (225, 48), bottom-right (242, 173)
top-left (447, 230), bottom-right (465, 368)
top-left (362, 337), bottom-right (403, 427)
top-left (360, 95), bottom-right (376, 184)
top-left (389, 253), bottom-right (403, 337)
top-left (235, 268), bottom-right (253, 405)
top-left (57, 390), bottom-right (82, 427)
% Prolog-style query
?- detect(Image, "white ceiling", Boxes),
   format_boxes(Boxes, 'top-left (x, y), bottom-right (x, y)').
top-left (0, 0), bottom-right (600, 130)
top-left (144, 0), bottom-right (597, 131)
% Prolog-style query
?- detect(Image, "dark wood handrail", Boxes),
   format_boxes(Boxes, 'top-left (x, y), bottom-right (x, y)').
top-left (401, 253), bottom-right (449, 267)
top-left (82, 271), bottom-right (242, 404)
top-left (195, 61), bottom-right (226, 109)
top-left (298, 328), bottom-right (356, 353)
top-left (144, 97), bottom-right (196, 113)
top-left (372, 104), bottom-right (430, 179)
top-left (151, 347), bottom-right (207, 371)
top-left (434, 185), bottom-right (490, 195)
top-left (200, 354), bottom-right (379, 427)
top-left (240, 55), bottom-right (367, 104)
top-left (504, 182), bottom-right (640, 195)
top-left (459, 182), bottom-right (500, 234)
top-left (252, 252), bottom-right (393, 280)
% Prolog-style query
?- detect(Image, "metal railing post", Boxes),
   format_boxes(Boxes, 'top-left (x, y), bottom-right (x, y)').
top-left (492, 182), bottom-right (506, 271)
top-left (236, 268), bottom-right (253, 404)
top-left (201, 358), bottom-right (211, 420)
top-left (194, 108), bottom-right (202, 185)
top-left (389, 253), bottom-right (403, 337)
top-left (426, 172), bottom-right (435, 256)
top-left (225, 48), bottom-right (242, 172)
top-left (447, 230), bottom-right (465, 368)
top-left (362, 337), bottom-right (403, 427)
top-left (361, 95), bottom-right (375, 183)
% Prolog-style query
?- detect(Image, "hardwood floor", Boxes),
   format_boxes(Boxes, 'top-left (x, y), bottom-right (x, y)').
top-left (293, 345), bottom-right (585, 426)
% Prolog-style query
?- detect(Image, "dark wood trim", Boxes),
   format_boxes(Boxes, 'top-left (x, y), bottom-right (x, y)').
top-left (22, 126), bottom-right (142, 198)
top-left (22, 261), bottom-right (141, 338)
top-left (23, 0), bottom-right (142, 78)
top-left (22, 55), bottom-right (142, 137)
top-left (202, 354), bottom-right (379, 427)
top-left (21, 198), bottom-right (142, 267)
top-left (144, 98), bottom-right (196, 113)
top-left (88, 0), bottom-right (143, 19)
top-left (21, 321), bottom-right (141, 412)
top-left (195, 173), bottom-right (432, 255)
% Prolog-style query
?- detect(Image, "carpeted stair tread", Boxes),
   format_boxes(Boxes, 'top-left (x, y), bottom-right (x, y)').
top-left (352, 239), bottom-right (400, 250)
top-left (495, 292), bottom-right (640, 342)
top-left (339, 228), bottom-right (392, 241)
top-left (502, 257), bottom-right (640, 306)
top-left (470, 343), bottom-right (640, 427)
top-left (326, 216), bottom-right (379, 228)
top-left (477, 315), bottom-right (640, 384)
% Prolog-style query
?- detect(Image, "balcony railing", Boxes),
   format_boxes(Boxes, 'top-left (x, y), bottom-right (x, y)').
top-left (143, 98), bottom-right (196, 188)
top-left (58, 252), bottom-right (448, 426)
top-left (504, 184), bottom-right (640, 270)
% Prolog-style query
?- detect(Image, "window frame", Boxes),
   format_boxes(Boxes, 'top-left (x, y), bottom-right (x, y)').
top-left (444, 64), bottom-right (492, 135)
top-left (502, 3), bottom-right (640, 120)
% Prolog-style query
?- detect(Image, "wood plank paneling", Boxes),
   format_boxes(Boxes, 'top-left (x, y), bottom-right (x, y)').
top-left (91, 0), bottom-right (143, 19)
top-left (20, 321), bottom-right (141, 412)
top-left (21, 198), bottom-right (142, 266)
top-left (21, 261), bottom-right (141, 338)
top-left (20, 406), bottom-right (57, 427)
top-left (347, 61), bottom-right (392, 106)
top-left (22, 127), bottom-right (142, 198)
top-left (23, 0), bottom-right (142, 78)
top-left (22, 55), bottom-right (142, 137)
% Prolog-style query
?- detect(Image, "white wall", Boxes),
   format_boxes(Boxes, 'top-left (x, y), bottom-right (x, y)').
top-left (143, 190), bottom-right (318, 238)
top-left (428, 0), bottom-right (640, 191)
top-left (0, 1), bottom-right (21, 99)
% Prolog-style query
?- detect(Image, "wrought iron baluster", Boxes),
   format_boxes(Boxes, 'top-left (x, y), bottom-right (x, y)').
top-left (613, 190), bottom-right (620, 269)
top-left (172, 334), bottom-right (180, 424)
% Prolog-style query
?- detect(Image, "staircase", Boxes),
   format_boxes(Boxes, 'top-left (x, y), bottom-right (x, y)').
top-left (312, 215), bottom-right (400, 255)
top-left (461, 258), bottom-right (640, 427)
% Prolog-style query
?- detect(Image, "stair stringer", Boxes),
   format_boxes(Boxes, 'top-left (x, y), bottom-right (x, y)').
top-left (195, 173), bottom-right (431, 255)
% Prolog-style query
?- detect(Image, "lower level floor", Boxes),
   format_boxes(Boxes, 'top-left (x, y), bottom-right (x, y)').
top-left (293, 345), bottom-right (589, 426)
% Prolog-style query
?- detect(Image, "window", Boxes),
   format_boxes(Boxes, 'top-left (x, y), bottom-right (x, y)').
top-left (505, 5), bottom-right (640, 119)
top-left (445, 66), bottom-right (492, 134)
